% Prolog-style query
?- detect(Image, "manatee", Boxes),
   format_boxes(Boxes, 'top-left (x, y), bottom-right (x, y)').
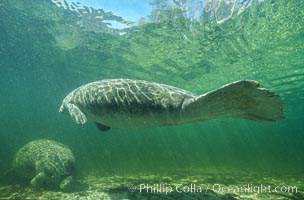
top-left (13, 139), bottom-right (75, 190)
top-left (59, 79), bottom-right (284, 131)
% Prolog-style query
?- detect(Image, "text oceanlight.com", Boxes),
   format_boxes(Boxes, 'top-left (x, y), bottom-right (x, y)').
top-left (128, 183), bottom-right (298, 195)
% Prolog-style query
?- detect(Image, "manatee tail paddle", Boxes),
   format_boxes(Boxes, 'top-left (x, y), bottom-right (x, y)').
top-left (182, 80), bottom-right (284, 122)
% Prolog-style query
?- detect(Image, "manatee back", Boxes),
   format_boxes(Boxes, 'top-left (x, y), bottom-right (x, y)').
top-left (13, 140), bottom-right (75, 180)
top-left (72, 79), bottom-right (197, 114)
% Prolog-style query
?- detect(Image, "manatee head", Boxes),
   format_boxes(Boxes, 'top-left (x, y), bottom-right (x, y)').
top-left (59, 92), bottom-right (87, 124)
top-left (59, 103), bottom-right (66, 114)
top-left (59, 92), bottom-right (74, 114)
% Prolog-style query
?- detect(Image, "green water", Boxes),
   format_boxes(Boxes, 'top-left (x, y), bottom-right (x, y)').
top-left (0, 0), bottom-right (303, 199)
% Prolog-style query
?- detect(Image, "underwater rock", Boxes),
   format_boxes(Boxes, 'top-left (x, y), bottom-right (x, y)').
top-left (13, 139), bottom-right (75, 190)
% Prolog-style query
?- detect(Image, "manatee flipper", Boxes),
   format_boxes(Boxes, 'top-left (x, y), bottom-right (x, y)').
top-left (60, 176), bottom-right (73, 190)
top-left (30, 172), bottom-right (46, 187)
top-left (67, 103), bottom-right (87, 124)
top-left (182, 80), bottom-right (284, 122)
top-left (95, 123), bottom-right (111, 132)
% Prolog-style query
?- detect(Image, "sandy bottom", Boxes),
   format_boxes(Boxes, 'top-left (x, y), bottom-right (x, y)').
top-left (0, 170), bottom-right (303, 200)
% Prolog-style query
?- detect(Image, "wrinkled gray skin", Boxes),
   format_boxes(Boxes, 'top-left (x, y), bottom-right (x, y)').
top-left (60, 79), bottom-right (284, 131)
top-left (13, 139), bottom-right (75, 190)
